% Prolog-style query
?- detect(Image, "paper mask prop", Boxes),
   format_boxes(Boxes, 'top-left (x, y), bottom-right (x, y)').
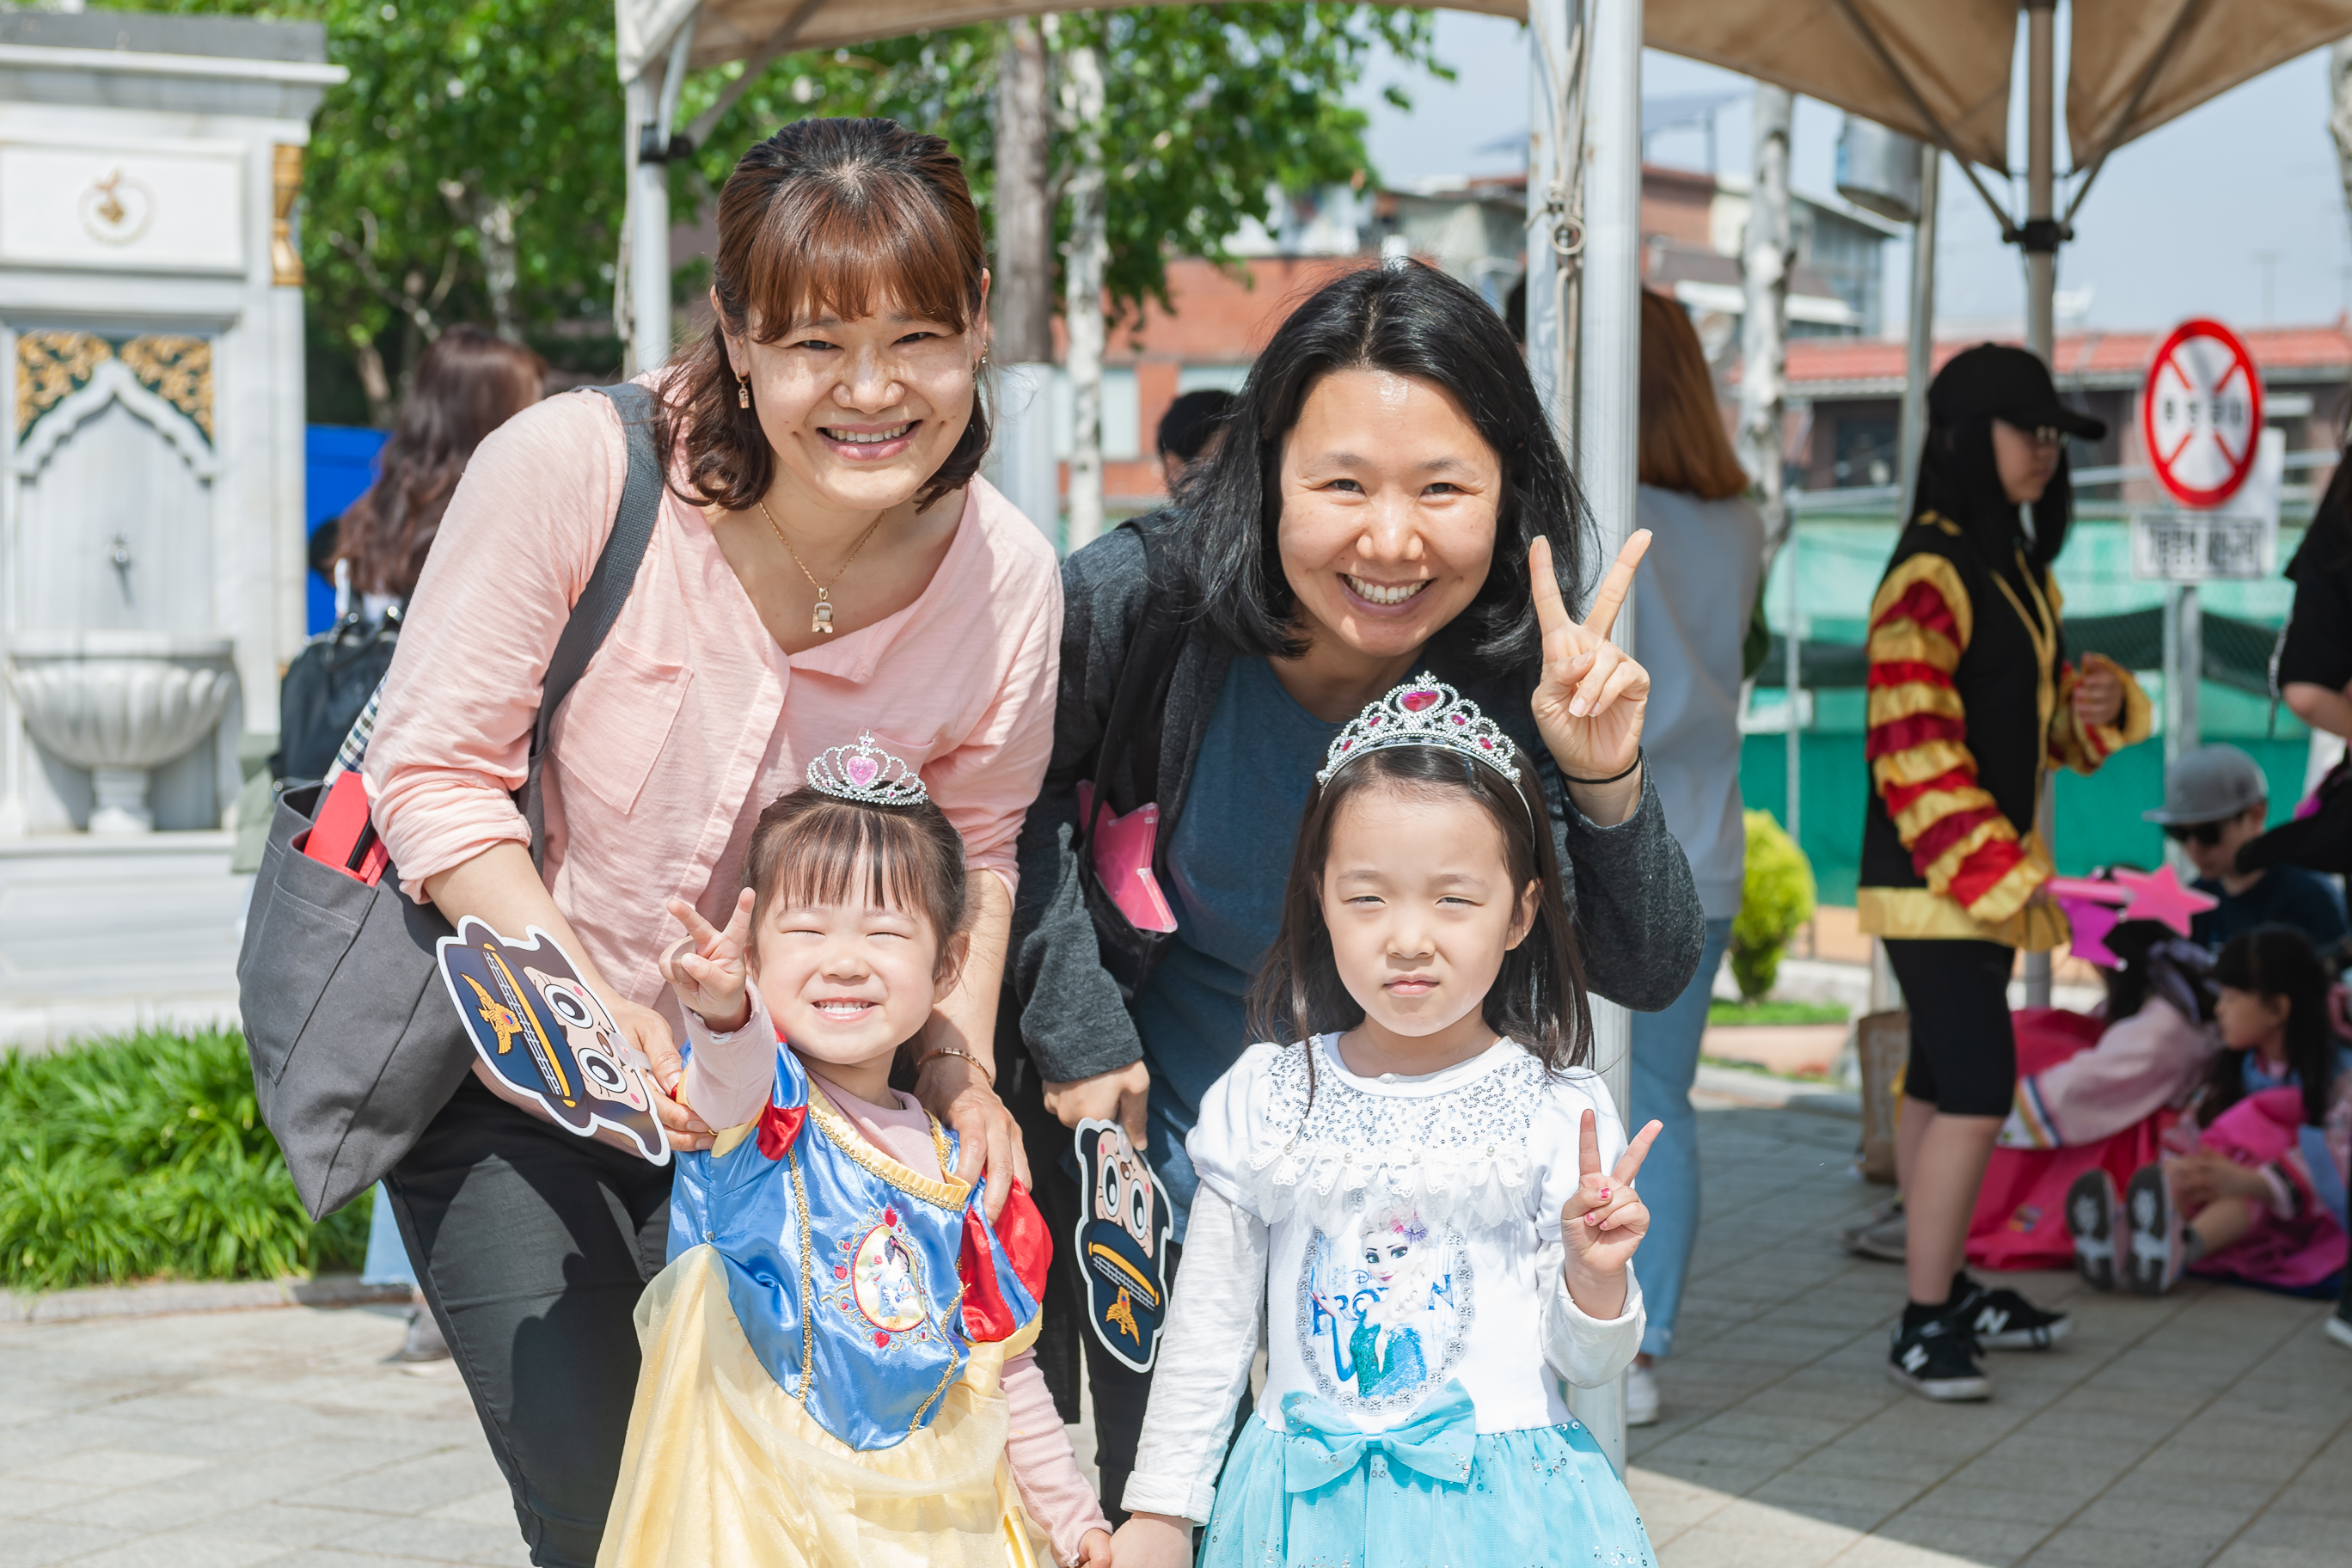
top-left (1076, 781), bottom-right (1178, 934)
top-left (436, 917), bottom-right (670, 1165)
top-left (1073, 1118), bottom-right (1173, 1372)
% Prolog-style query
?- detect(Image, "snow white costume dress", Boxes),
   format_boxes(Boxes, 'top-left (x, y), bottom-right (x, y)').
top-left (597, 1036), bottom-right (1057, 1567)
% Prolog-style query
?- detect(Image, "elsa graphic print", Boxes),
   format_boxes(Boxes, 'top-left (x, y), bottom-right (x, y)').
top-left (1301, 1203), bottom-right (1472, 1410)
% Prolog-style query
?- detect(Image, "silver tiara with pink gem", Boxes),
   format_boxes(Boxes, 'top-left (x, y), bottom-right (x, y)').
top-left (806, 732), bottom-right (928, 805)
top-left (1317, 674), bottom-right (1520, 786)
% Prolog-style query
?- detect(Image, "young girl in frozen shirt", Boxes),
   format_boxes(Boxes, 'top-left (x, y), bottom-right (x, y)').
top-left (597, 737), bottom-right (1111, 1568)
top-left (1111, 677), bottom-right (1664, 1568)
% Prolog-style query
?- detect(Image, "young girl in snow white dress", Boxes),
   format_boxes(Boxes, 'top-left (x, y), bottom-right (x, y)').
top-left (597, 738), bottom-right (1110, 1568)
top-left (1111, 677), bottom-right (1665, 1568)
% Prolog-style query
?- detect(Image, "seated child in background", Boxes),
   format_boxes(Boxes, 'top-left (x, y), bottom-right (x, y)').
top-left (2068, 925), bottom-right (2351, 1300)
top-left (2143, 744), bottom-right (2349, 953)
top-left (597, 738), bottom-right (1110, 1568)
top-left (1968, 917), bottom-right (2220, 1275)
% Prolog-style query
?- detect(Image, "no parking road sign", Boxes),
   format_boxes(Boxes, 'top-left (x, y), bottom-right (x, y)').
top-left (2141, 317), bottom-right (2263, 508)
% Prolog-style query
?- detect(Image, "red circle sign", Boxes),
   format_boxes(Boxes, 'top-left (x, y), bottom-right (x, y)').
top-left (2141, 319), bottom-right (2263, 508)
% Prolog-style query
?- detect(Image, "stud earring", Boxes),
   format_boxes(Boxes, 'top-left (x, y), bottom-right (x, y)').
top-left (736, 371), bottom-right (750, 410)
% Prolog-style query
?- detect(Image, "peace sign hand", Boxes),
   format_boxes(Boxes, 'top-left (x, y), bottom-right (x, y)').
top-left (1529, 533), bottom-right (1652, 818)
top-left (1559, 1108), bottom-right (1662, 1316)
top-left (659, 888), bottom-right (756, 1034)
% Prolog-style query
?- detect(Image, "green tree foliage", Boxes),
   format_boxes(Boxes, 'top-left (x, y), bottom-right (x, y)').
top-left (1730, 808), bottom-right (1817, 1003)
top-left (114, 3), bottom-right (1444, 415)
top-left (1, 1028), bottom-right (365, 1291)
top-left (679, 7), bottom-right (1447, 324)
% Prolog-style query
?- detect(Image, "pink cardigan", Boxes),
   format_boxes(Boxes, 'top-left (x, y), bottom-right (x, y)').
top-left (364, 385), bottom-right (1061, 1017)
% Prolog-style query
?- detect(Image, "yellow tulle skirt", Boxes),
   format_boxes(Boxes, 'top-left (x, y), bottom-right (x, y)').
top-left (597, 1246), bottom-right (1047, 1568)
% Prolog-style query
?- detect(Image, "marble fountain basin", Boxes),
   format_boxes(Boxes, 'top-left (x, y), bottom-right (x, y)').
top-left (5, 630), bottom-right (239, 834)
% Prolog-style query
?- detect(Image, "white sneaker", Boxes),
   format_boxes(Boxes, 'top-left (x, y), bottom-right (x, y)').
top-left (1626, 1364), bottom-right (1661, 1426)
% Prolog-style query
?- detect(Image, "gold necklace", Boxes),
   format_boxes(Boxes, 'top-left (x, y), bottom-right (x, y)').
top-left (755, 498), bottom-right (886, 634)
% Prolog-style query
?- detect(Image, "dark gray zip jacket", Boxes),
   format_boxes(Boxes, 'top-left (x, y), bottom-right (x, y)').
top-left (1007, 519), bottom-right (1708, 1083)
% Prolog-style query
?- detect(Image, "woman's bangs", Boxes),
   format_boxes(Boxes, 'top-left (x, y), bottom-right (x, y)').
top-left (741, 176), bottom-right (976, 341)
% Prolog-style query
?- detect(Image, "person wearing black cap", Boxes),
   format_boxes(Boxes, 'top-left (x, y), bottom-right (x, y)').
top-left (1857, 344), bottom-right (2153, 1402)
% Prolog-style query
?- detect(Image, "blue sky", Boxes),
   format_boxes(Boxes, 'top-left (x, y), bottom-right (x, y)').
top-left (1356, 10), bottom-right (2352, 336)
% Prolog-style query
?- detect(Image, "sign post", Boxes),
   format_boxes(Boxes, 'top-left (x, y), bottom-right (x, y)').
top-left (2133, 319), bottom-right (2274, 771)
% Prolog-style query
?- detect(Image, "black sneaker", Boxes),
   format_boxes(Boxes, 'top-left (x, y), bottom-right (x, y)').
top-left (2066, 1169), bottom-right (2119, 1292)
top-left (1887, 1313), bottom-right (1991, 1401)
top-left (2123, 1164), bottom-right (2184, 1297)
top-left (1951, 1276), bottom-right (2070, 1350)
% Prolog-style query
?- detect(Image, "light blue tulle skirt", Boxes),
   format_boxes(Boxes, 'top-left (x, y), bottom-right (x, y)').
top-left (1197, 1412), bottom-right (1657, 1568)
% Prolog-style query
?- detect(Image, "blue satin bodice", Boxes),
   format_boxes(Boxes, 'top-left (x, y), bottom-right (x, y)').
top-left (667, 1044), bottom-right (1041, 1453)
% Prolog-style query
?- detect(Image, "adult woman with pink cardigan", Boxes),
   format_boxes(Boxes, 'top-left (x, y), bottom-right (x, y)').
top-left (362, 119), bottom-right (1057, 1565)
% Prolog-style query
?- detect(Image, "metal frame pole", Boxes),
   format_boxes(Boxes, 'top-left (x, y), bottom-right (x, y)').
top-left (1897, 148), bottom-right (1940, 516)
top-left (1559, 0), bottom-right (1641, 1479)
top-left (2022, 0), bottom-right (2059, 1008)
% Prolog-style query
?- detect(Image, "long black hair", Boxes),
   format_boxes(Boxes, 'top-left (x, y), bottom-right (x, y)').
top-left (1246, 744), bottom-right (1591, 1073)
top-left (2197, 925), bottom-right (2336, 1128)
top-left (1167, 259), bottom-right (1590, 666)
top-left (2292, 437), bottom-right (2352, 578)
top-left (1914, 416), bottom-right (2074, 573)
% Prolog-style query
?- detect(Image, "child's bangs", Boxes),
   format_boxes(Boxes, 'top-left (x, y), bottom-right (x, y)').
top-left (740, 173), bottom-right (977, 340)
top-left (769, 805), bottom-right (935, 918)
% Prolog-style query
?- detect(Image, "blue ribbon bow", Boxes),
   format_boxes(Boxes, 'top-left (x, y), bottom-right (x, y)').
top-left (1279, 1380), bottom-right (1479, 1493)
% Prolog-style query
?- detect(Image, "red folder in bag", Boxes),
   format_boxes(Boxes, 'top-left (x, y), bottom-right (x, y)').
top-left (299, 770), bottom-right (389, 885)
top-left (1077, 781), bottom-right (1178, 934)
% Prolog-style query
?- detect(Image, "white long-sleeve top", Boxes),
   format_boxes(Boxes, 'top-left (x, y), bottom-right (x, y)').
top-left (1123, 1036), bottom-right (1646, 1524)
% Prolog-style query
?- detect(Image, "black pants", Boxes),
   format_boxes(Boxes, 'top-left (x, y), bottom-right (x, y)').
top-left (1007, 1050), bottom-right (1252, 1525)
top-left (1885, 937), bottom-right (2018, 1118)
top-left (387, 1075), bottom-right (672, 1566)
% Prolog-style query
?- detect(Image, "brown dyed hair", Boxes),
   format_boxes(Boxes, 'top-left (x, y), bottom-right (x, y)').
top-left (1246, 746), bottom-right (1591, 1076)
top-left (661, 118), bottom-right (990, 512)
top-left (1637, 288), bottom-right (1748, 501)
top-left (739, 787), bottom-right (971, 981)
top-left (334, 325), bottom-right (546, 597)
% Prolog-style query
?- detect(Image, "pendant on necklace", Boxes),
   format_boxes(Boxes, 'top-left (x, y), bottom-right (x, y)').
top-left (812, 595), bottom-right (836, 634)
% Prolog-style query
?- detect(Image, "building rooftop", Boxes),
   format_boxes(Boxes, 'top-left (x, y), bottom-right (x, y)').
top-left (1773, 320), bottom-right (2352, 395)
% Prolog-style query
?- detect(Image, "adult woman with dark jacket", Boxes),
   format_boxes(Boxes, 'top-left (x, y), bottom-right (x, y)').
top-left (1005, 259), bottom-right (1706, 1519)
top-left (1857, 344), bottom-right (2150, 1404)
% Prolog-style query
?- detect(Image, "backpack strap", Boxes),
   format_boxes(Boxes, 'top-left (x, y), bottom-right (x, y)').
top-left (536, 381), bottom-right (663, 750)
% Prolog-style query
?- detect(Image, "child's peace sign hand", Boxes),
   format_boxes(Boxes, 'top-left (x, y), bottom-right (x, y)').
top-left (1529, 532), bottom-right (1652, 822)
top-left (660, 889), bottom-right (756, 1033)
top-left (1560, 1108), bottom-right (1662, 1316)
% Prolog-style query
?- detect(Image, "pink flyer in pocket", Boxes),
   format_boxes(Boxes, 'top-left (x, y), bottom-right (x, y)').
top-left (1077, 781), bottom-right (1179, 934)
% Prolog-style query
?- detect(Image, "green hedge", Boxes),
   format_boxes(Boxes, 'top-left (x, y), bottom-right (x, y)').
top-left (0, 1026), bottom-right (366, 1292)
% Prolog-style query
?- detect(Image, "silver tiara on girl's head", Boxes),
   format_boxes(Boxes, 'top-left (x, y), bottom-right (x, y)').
top-left (806, 732), bottom-right (929, 805)
top-left (1316, 674), bottom-right (1521, 786)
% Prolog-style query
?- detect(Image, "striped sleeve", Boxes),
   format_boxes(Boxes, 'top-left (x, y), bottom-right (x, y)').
top-left (2049, 652), bottom-right (2153, 774)
top-left (1865, 554), bottom-right (2047, 924)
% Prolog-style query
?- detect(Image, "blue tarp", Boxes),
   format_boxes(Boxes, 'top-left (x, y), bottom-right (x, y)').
top-left (304, 425), bottom-right (389, 634)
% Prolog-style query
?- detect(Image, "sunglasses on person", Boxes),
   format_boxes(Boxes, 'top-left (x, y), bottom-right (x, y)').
top-left (2162, 821), bottom-right (2225, 847)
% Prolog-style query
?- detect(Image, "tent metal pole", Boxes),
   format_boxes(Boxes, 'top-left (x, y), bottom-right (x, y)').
top-left (1897, 148), bottom-right (1939, 517)
top-left (1524, 0), bottom-right (1582, 446)
top-left (2023, 0), bottom-right (2057, 1008)
top-left (628, 15), bottom-right (697, 375)
top-left (1563, 0), bottom-right (1639, 1480)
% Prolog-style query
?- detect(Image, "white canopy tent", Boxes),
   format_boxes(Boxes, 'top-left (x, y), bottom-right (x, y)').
top-left (606, 0), bottom-right (2352, 1455)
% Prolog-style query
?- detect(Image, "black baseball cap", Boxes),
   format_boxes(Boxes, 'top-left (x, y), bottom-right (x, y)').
top-left (1928, 343), bottom-right (2106, 441)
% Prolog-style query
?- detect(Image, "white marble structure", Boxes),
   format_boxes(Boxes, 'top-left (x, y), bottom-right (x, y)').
top-left (0, 11), bottom-right (341, 1044)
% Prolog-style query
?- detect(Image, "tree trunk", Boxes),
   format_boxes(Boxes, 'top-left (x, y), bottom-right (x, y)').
top-left (2332, 41), bottom-right (2352, 243)
top-left (1059, 34), bottom-right (1108, 551)
top-left (993, 16), bottom-right (1054, 363)
top-left (353, 335), bottom-right (395, 429)
top-left (477, 197), bottom-right (522, 343)
top-left (1740, 85), bottom-right (1794, 554)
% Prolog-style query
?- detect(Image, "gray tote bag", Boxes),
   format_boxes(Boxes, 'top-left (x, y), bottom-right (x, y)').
top-left (239, 382), bottom-right (665, 1220)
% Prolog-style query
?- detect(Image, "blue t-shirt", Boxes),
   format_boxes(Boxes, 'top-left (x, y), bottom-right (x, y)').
top-left (2191, 864), bottom-right (2349, 954)
top-left (1131, 656), bottom-right (1343, 1240)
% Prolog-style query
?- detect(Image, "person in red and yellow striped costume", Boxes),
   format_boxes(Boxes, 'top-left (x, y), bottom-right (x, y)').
top-left (1856, 346), bottom-right (2151, 1404)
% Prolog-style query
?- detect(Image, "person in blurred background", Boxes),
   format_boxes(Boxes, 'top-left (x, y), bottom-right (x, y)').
top-left (309, 325), bottom-right (547, 1370)
top-left (1620, 288), bottom-right (1764, 1426)
top-left (2141, 744), bottom-right (2347, 953)
top-left (1856, 345), bottom-right (2151, 1403)
top-left (1155, 388), bottom-right (1234, 490)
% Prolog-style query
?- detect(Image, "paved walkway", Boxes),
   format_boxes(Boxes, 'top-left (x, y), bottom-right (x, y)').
top-left (2, 1099), bottom-right (2346, 1566)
